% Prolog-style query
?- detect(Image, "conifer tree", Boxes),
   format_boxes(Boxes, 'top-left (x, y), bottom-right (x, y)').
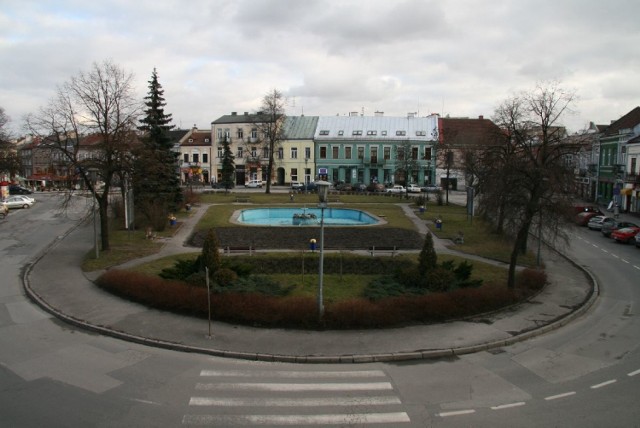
top-left (201, 228), bottom-right (221, 277)
top-left (220, 135), bottom-right (235, 192)
top-left (134, 68), bottom-right (182, 228)
top-left (418, 232), bottom-right (438, 274)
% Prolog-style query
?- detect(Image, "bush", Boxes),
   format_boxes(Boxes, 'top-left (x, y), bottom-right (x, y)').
top-left (516, 268), bottom-right (547, 291)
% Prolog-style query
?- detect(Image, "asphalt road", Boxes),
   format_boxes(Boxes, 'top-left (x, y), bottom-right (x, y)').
top-left (1, 192), bottom-right (639, 427)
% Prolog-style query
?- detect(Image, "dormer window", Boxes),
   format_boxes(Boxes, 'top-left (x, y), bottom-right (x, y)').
top-left (367, 130), bottom-right (377, 136)
top-left (416, 131), bottom-right (426, 136)
top-left (396, 130), bottom-right (406, 136)
top-left (338, 130), bottom-right (344, 136)
top-left (188, 138), bottom-right (194, 143)
top-left (352, 130), bottom-right (363, 136)
top-left (319, 130), bottom-right (330, 135)
top-left (204, 138), bottom-right (210, 143)
top-left (382, 130), bottom-right (388, 136)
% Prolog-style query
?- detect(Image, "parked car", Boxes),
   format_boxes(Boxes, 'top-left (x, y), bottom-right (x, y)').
top-left (244, 179), bottom-right (263, 188)
top-left (602, 220), bottom-right (638, 237)
top-left (636, 231), bottom-right (640, 248)
top-left (587, 215), bottom-right (612, 230)
top-left (611, 226), bottom-right (640, 244)
top-left (352, 182), bottom-right (367, 192)
top-left (367, 183), bottom-right (385, 192)
top-left (575, 211), bottom-right (602, 226)
top-left (335, 182), bottom-right (353, 191)
top-left (386, 185), bottom-right (406, 194)
top-left (290, 182), bottom-right (305, 191)
top-left (406, 184), bottom-right (422, 193)
top-left (0, 201), bottom-right (8, 219)
top-left (421, 184), bottom-right (442, 193)
top-left (572, 204), bottom-right (601, 214)
top-left (9, 185), bottom-right (33, 195)
top-left (2, 195), bottom-right (35, 209)
top-left (304, 182), bottom-right (318, 192)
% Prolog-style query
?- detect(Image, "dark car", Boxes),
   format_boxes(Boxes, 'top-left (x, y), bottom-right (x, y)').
top-left (9, 185), bottom-right (32, 195)
top-left (304, 182), bottom-right (318, 192)
top-left (601, 220), bottom-right (638, 237)
top-left (575, 211), bottom-right (602, 226)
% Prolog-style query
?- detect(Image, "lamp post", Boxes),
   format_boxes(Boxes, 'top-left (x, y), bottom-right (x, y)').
top-left (315, 180), bottom-right (330, 320)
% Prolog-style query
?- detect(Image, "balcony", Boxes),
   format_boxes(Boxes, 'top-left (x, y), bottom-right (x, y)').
top-left (626, 173), bottom-right (640, 184)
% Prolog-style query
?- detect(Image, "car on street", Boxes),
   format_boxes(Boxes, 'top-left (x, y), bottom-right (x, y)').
top-left (9, 185), bottom-right (33, 195)
top-left (636, 231), bottom-right (640, 248)
top-left (575, 211), bottom-right (602, 226)
top-left (386, 185), bottom-right (406, 194)
top-left (2, 195), bottom-right (35, 209)
top-left (421, 184), bottom-right (442, 193)
top-left (290, 182), bottom-right (305, 191)
top-left (587, 215), bottom-right (612, 230)
top-left (0, 201), bottom-right (8, 219)
top-left (244, 179), bottom-right (263, 188)
top-left (334, 181), bottom-right (353, 191)
top-left (352, 182), bottom-right (367, 192)
top-left (304, 182), bottom-right (318, 192)
top-left (602, 220), bottom-right (638, 237)
top-left (611, 226), bottom-right (640, 244)
top-left (367, 183), bottom-right (385, 192)
top-left (406, 184), bottom-right (422, 193)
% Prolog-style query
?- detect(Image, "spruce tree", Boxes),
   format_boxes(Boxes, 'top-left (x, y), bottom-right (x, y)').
top-left (220, 135), bottom-right (235, 192)
top-left (418, 232), bottom-right (438, 275)
top-left (134, 68), bottom-right (182, 229)
top-left (201, 228), bottom-right (221, 278)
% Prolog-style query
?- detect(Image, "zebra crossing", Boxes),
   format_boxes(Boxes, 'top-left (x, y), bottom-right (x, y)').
top-left (182, 368), bottom-right (411, 426)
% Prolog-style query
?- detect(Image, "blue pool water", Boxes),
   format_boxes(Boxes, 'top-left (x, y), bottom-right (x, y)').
top-left (237, 207), bottom-right (380, 226)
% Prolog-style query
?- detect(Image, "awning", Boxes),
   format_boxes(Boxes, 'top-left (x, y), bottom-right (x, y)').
top-left (620, 188), bottom-right (632, 195)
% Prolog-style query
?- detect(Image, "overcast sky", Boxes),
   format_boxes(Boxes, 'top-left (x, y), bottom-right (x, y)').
top-left (1, 0), bottom-right (638, 135)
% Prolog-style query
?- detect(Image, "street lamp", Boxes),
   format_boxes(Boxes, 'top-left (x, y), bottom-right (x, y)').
top-left (315, 180), bottom-right (330, 320)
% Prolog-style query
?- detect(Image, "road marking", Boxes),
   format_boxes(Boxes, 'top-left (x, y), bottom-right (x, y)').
top-left (634, 265), bottom-right (640, 271)
top-left (195, 382), bottom-right (394, 391)
top-left (621, 259), bottom-right (629, 264)
top-left (591, 379), bottom-right (617, 389)
top-left (200, 369), bottom-right (386, 378)
top-left (627, 369), bottom-right (640, 377)
top-left (437, 409), bottom-right (476, 417)
top-left (602, 249), bottom-right (608, 253)
top-left (183, 412), bottom-right (411, 425)
top-left (611, 253), bottom-right (619, 258)
top-left (545, 391), bottom-right (576, 400)
top-left (189, 396), bottom-right (402, 407)
top-left (491, 402), bottom-right (526, 410)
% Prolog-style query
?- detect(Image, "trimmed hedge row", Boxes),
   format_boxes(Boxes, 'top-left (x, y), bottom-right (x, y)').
top-left (95, 268), bottom-right (545, 329)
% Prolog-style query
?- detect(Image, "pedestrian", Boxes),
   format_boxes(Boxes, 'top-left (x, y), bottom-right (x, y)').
top-left (289, 192), bottom-right (294, 202)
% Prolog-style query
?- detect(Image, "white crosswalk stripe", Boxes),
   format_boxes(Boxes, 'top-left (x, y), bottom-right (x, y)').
top-left (183, 368), bottom-right (410, 426)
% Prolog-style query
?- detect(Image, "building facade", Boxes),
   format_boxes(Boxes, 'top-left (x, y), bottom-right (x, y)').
top-left (178, 127), bottom-right (212, 185)
top-left (313, 113), bottom-right (439, 186)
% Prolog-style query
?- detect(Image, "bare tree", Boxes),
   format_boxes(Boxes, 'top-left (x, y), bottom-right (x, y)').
top-left (479, 81), bottom-right (579, 288)
top-left (0, 107), bottom-right (21, 178)
top-left (254, 89), bottom-right (286, 193)
top-left (25, 60), bottom-right (139, 251)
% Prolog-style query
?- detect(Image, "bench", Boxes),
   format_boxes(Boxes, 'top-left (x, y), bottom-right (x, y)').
top-left (235, 196), bottom-right (251, 203)
top-left (223, 246), bottom-right (254, 255)
top-left (368, 246), bottom-right (399, 256)
top-left (328, 196), bottom-right (341, 203)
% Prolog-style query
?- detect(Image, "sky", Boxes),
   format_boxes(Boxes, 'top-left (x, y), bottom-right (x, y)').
top-left (1, 0), bottom-right (639, 135)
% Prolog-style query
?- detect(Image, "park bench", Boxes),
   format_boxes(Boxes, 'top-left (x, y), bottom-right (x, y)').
top-left (368, 246), bottom-right (399, 256)
top-left (223, 246), bottom-right (254, 255)
top-left (235, 196), bottom-right (251, 203)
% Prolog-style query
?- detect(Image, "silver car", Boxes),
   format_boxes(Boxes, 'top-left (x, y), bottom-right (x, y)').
top-left (587, 215), bottom-right (612, 230)
top-left (3, 195), bottom-right (35, 209)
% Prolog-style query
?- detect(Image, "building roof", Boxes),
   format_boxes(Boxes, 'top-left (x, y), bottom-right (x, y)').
top-left (604, 106), bottom-right (640, 136)
top-left (282, 116), bottom-right (318, 140)
top-left (212, 112), bottom-right (264, 125)
top-left (180, 128), bottom-right (211, 147)
top-left (439, 116), bottom-right (503, 146)
top-left (315, 114), bottom-right (439, 141)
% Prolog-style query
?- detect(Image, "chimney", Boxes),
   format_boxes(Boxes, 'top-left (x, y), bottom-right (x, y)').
top-left (375, 111), bottom-right (384, 117)
top-left (349, 111), bottom-right (359, 117)
top-left (244, 112), bottom-right (249, 116)
top-left (231, 112), bottom-right (237, 116)
top-left (478, 115), bottom-right (484, 120)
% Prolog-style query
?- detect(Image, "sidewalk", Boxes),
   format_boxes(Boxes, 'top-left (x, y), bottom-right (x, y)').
top-left (23, 202), bottom-right (597, 363)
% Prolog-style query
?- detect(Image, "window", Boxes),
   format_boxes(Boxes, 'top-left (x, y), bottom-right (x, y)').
top-left (357, 147), bottom-right (364, 159)
top-left (183, 153), bottom-right (189, 163)
top-left (224, 128), bottom-right (230, 139)
top-left (631, 157), bottom-right (637, 175)
top-left (193, 153), bottom-right (199, 163)
top-left (396, 130), bottom-right (406, 136)
top-left (352, 130), bottom-right (363, 136)
top-left (203, 153), bottom-right (208, 163)
top-left (412, 147), bottom-right (418, 160)
top-left (251, 147), bottom-right (257, 158)
top-left (416, 131), bottom-right (426, 136)
top-left (345, 147), bottom-right (352, 159)
top-left (331, 146), bottom-right (338, 159)
top-left (263, 147), bottom-right (270, 159)
top-left (237, 147), bottom-right (243, 158)
top-left (320, 147), bottom-right (327, 159)
top-left (188, 138), bottom-right (194, 143)
top-left (217, 147), bottom-right (222, 158)
top-left (381, 130), bottom-right (388, 136)
top-left (291, 147), bottom-right (298, 159)
top-left (338, 130), bottom-right (344, 136)
top-left (367, 130), bottom-right (377, 136)
top-left (384, 147), bottom-right (391, 160)
top-left (237, 128), bottom-right (244, 139)
top-left (397, 147), bottom-right (405, 160)
top-left (319, 130), bottom-right (330, 135)
top-left (217, 129), bottom-right (223, 140)
top-left (424, 148), bottom-right (432, 160)
top-left (305, 147), bottom-right (311, 159)
top-left (291, 168), bottom-right (298, 181)
top-left (371, 147), bottom-right (378, 164)
top-left (204, 138), bottom-right (210, 143)
top-left (251, 128), bottom-right (258, 139)
top-left (277, 147), bottom-right (284, 159)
